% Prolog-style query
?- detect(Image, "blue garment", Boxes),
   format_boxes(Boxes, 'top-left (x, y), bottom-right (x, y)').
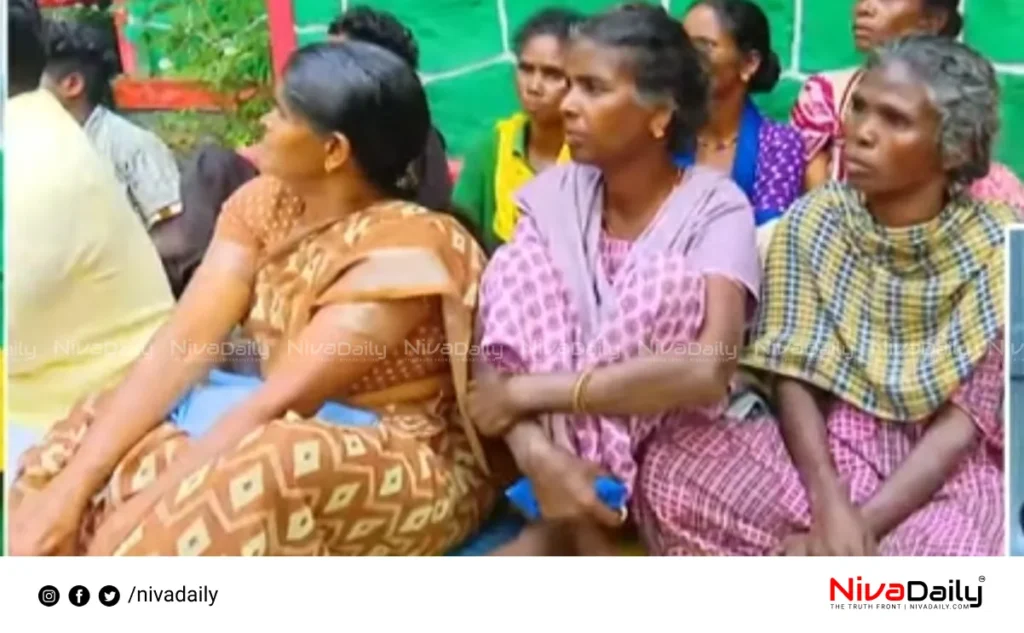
top-left (171, 370), bottom-right (378, 438)
top-left (675, 99), bottom-right (780, 227)
top-left (6, 422), bottom-right (45, 488)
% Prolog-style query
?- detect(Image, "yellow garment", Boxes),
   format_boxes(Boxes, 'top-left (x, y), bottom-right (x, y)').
top-left (743, 183), bottom-right (1014, 422)
top-left (7, 91), bottom-right (174, 430)
top-left (492, 113), bottom-right (571, 241)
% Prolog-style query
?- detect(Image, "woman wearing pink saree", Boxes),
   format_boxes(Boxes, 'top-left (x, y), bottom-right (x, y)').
top-left (467, 5), bottom-right (760, 555)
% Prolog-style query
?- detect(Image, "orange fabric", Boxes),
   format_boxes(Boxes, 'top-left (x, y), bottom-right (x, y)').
top-left (12, 177), bottom-right (507, 556)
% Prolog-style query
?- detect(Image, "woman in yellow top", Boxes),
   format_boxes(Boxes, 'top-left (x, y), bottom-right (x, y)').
top-left (453, 8), bottom-right (582, 251)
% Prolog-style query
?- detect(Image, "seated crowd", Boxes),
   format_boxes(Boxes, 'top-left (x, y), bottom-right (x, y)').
top-left (6, 0), bottom-right (1022, 556)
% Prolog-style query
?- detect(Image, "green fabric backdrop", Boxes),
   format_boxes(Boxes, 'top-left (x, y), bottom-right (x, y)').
top-left (124, 0), bottom-right (1024, 173)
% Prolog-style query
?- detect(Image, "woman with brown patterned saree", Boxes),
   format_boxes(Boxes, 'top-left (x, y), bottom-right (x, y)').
top-left (8, 41), bottom-right (502, 556)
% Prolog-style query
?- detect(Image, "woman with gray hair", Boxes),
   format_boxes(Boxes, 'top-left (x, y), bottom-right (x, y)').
top-left (630, 35), bottom-right (1014, 556)
top-left (793, 0), bottom-right (1024, 210)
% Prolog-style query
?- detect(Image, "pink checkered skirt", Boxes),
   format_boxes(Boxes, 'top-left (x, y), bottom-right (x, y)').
top-left (633, 346), bottom-right (1005, 556)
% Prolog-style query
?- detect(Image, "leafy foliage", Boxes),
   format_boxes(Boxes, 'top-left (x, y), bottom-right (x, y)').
top-left (133, 0), bottom-right (273, 151)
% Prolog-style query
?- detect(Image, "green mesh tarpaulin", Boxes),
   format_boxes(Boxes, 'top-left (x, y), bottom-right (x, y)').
top-left (124, 0), bottom-right (1024, 172)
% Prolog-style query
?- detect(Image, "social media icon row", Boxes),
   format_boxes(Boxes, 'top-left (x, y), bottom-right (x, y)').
top-left (38, 585), bottom-right (121, 607)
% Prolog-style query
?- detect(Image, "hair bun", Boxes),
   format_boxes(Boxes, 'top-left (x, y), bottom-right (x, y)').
top-left (749, 50), bottom-right (781, 93)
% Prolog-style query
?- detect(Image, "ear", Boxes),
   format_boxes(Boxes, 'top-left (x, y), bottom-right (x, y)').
top-left (648, 102), bottom-right (675, 140)
top-left (60, 71), bottom-right (87, 100)
top-left (324, 132), bottom-right (352, 173)
top-left (740, 50), bottom-right (762, 85)
top-left (919, 8), bottom-right (948, 36)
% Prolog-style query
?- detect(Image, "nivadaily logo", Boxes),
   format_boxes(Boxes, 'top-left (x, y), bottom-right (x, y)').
top-left (830, 576), bottom-right (984, 610)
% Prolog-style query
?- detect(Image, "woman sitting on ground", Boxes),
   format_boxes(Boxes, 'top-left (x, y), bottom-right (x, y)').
top-left (635, 35), bottom-right (1012, 556)
top-left (467, 4), bottom-right (760, 555)
top-left (9, 41), bottom-right (504, 557)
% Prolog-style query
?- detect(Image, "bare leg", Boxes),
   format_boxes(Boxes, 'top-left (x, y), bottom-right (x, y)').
top-left (572, 520), bottom-right (620, 556)
top-left (490, 522), bottom-right (575, 556)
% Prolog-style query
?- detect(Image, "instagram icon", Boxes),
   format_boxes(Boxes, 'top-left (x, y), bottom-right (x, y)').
top-left (38, 586), bottom-right (60, 607)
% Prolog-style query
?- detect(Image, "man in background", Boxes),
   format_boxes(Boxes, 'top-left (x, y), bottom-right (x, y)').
top-left (42, 18), bottom-right (182, 231)
top-left (6, 0), bottom-right (174, 468)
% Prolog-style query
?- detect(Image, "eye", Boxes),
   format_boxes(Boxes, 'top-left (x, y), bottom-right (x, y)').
top-left (577, 77), bottom-right (604, 95)
top-left (542, 68), bottom-right (564, 81)
top-left (880, 107), bottom-right (911, 129)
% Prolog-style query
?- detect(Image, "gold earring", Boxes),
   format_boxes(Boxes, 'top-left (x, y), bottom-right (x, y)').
top-left (653, 128), bottom-right (665, 139)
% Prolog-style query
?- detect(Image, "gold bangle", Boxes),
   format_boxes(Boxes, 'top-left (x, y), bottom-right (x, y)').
top-left (571, 368), bottom-right (596, 413)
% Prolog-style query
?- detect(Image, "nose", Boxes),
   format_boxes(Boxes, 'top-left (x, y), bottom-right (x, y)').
top-left (855, 0), bottom-right (875, 18)
top-left (525, 70), bottom-right (543, 95)
top-left (851, 116), bottom-right (878, 149)
top-left (560, 85), bottom-right (580, 120)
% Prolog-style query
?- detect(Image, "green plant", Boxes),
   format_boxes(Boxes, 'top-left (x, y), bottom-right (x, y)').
top-left (135, 0), bottom-right (273, 150)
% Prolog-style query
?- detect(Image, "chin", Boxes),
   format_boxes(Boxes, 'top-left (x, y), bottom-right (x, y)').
top-left (567, 146), bottom-right (597, 165)
top-left (845, 173), bottom-right (877, 196)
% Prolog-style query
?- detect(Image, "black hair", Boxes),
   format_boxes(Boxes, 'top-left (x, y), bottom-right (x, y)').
top-left (43, 18), bottom-right (120, 107)
top-left (690, 0), bottom-right (781, 93)
top-left (512, 7), bottom-right (584, 56)
top-left (924, 0), bottom-right (963, 38)
top-left (573, 3), bottom-right (709, 154)
top-left (327, 5), bottom-right (419, 70)
top-left (9, 0), bottom-right (46, 97)
top-left (282, 40), bottom-right (429, 200)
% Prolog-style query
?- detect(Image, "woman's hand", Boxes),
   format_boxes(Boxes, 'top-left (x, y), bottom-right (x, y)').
top-left (467, 372), bottom-right (527, 437)
top-left (9, 476), bottom-right (88, 556)
top-left (525, 442), bottom-right (624, 528)
top-left (780, 497), bottom-right (877, 556)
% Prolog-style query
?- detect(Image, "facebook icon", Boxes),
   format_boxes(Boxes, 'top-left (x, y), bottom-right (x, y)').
top-left (69, 585), bottom-right (90, 607)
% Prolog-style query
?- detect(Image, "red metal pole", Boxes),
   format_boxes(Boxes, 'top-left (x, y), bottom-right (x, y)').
top-left (111, 0), bottom-right (139, 76)
top-left (265, 0), bottom-right (297, 78)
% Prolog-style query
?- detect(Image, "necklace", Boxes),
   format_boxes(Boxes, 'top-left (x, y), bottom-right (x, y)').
top-left (696, 135), bottom-right (739, 151)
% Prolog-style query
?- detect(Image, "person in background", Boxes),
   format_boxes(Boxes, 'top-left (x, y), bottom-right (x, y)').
top-left (638, 36), bottom-right (1010, 556)
top-left (42, 18), bottom-right (183, 230)
top-left (466, 4), bottom-right (759, 555)
top-left (792, 0), bottom-right (1024, 210)
top-left (680, 0), bottom-right (805, 261)
top-left (453, 7), bottom-right (583, 252)
top-left (166, 5), bottom-right (454, 299)
top-left (9, 41), bottom-right (505, 557)
top-left (6, 0), bottom-right (173, 471)
top-left (327, 5), bottom-right (453, 212)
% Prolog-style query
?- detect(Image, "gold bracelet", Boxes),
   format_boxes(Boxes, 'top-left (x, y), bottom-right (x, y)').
top-left (571, 368), bottom-right (596, 413)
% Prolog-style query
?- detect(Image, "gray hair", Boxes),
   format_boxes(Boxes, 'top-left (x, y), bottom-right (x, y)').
top-left (865, 35), bottom-right (1000, 186)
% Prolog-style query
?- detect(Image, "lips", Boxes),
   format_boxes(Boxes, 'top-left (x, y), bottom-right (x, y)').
top-left (853, 25), bottom-right (875, 45)
top-left (563, 128), bottom-right (587, 145)
top-left (845, 154), bottom-right (873, 177)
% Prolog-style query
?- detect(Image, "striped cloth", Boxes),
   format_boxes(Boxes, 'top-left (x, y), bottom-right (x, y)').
top-left (742, 182), bottom-right (1015, 422)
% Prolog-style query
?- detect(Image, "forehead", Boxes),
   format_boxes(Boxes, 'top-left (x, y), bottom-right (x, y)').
top-left (871, 0), bottom-right (925, 14)
top-left (683, 4), bottom-right (726, 40)
top-left (565, 37), bottom-right (633, 80)
top-left (856, 59), bottom-right (937, 117)
top-left (518, 33), bottom-right (567, 61)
